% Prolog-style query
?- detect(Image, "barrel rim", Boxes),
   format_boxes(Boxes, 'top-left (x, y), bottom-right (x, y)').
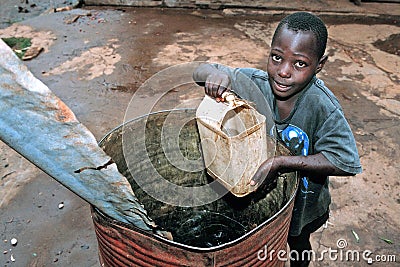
top-left (96, 108), bottom-right (299, 252)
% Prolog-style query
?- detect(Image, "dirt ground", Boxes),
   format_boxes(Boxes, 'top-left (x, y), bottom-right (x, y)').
top-left (0, 2), bottom-right (399, 266)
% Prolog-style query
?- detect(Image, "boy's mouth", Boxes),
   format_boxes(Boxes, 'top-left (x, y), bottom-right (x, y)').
top-left (273, 80), bottom-right (292, 92)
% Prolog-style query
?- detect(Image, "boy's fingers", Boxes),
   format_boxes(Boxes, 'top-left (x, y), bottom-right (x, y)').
top-left (205, 84), bottom-right (226, 99)
top-left (217, 86), bottom-right (227, 98)
top-left (211, 81), bottom-right (221, 98)
top-left (204, 73), bottom-right (231, 99)
top-left (251, 166), bottom-right (263, 185)
top-left (204, 77), bottom-right (213, 96)
top-left (250, 160), bottom-right (274, 188)
top-left (250, 177), bottom-right (262, 186)
top-left (204, 74), bottom-right (230, 98)
top-left (205, 80), bottom-right (216, 98)
top-left (250, 175), bottom-right (261, 187)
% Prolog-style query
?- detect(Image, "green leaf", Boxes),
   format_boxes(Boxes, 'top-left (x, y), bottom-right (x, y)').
top-left (1, 37), bottom-right (32, 59)
top-left (351, 229), bottom-right (360, 243)
top-left (379, 237), bottom-right (394, 244)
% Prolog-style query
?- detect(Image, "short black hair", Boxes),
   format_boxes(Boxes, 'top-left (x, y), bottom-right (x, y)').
top-left (272, 12), bottom-right (328, 59)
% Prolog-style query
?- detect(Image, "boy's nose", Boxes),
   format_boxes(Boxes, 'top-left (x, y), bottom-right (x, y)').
top-left (278, 63), bottom-right (291, 78)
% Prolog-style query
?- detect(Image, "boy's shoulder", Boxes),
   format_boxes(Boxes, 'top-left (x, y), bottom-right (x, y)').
top-left (307, 78), bottom-right (342, 111)
top-left (213, 64), bottom-right (268, 81)
top-left (238, 68), bottom-right (268, 80)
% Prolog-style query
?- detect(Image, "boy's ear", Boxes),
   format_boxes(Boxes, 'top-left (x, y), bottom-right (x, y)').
top-left (315, 55), bottom-right (328, 74)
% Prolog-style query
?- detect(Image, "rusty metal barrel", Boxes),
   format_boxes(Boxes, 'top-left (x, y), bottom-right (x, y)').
top-left (93, 109), bottom-right (299, 267)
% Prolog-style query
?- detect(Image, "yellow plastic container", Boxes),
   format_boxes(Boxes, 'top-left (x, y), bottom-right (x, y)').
top-left (196, 93), bottom-right (275, 197)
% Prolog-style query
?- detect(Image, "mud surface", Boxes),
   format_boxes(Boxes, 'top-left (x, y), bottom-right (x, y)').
top-left (1, 3), bottom-right (399, 267)
top-left (373, 33), bottom-right (400, 56)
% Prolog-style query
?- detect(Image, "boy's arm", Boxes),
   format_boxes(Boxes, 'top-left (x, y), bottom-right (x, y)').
top-left (193, 63), bottom-right (231, 99)
top-left (250, 153), bottom-right (353, 188)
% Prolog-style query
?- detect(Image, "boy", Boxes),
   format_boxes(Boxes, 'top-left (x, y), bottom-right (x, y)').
top-left (193, 12), bottom-right (362, 266)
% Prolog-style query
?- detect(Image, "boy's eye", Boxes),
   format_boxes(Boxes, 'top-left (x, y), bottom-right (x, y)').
top-left (271, 55), bottom-right (282, 62)
top-left (295, 61), bottom-right (307, 68)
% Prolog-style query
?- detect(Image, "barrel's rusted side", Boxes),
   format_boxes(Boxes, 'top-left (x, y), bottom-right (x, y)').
top-left (212, 199), bottom-right (294, 267)
top-left (92, 208), bottom-right (214, 266)
top-left (92, 197), bottom-right (294, 267)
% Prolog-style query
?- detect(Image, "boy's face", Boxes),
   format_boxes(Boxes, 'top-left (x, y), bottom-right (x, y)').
top-left (267, 25), bottom-right (327, 100)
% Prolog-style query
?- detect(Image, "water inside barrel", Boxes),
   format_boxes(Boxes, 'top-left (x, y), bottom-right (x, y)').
top-left (156, 210), bottom-right (247, 248)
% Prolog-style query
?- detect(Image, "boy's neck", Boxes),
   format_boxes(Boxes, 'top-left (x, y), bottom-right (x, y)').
top-left (276, 95), bottom-right (299, 120)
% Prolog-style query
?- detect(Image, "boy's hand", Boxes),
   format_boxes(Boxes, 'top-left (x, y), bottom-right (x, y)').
top-left (193, 63), bottom-right (231, 101)
top-left (250, 157), bottom-right (280, 190)
top-left (204, 71), bottom-right (231, 101)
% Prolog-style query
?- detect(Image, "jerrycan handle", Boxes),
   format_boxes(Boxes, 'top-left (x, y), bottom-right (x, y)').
top-left (196, 92), bottom-right (250, 131)
top-left (221, 92), bottom-right (247, 108)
